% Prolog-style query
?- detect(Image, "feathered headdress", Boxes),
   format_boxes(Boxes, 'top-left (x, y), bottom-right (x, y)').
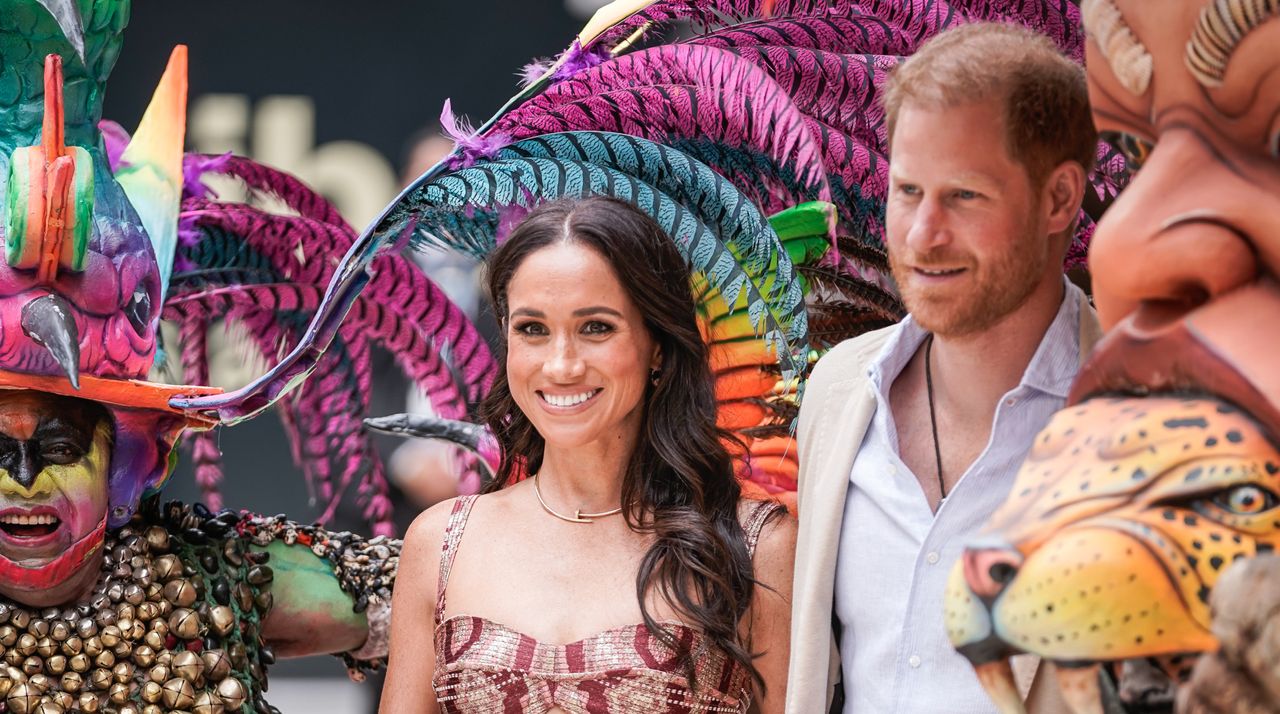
top-left (176, 0), bottom-right (1130, 502)
top-left (0, 0), bottom-right (487, 534)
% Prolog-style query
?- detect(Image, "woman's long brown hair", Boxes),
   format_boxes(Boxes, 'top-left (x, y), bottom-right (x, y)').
top-left (478, 196), bottom-right (766, 689)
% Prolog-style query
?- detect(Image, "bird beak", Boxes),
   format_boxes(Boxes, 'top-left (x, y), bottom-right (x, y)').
top-left (21, 293), bottom-right (80, 389)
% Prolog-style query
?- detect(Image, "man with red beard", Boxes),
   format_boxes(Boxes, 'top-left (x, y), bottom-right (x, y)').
top-left (788, 23), bottom-right (1100, 714)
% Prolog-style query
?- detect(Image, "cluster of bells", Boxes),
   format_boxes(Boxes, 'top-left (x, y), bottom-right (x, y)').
top-left (0, 500), bottom-right (279, 714)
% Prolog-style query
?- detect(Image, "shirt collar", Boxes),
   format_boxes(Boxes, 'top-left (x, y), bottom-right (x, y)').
top-left (867, 275), bottom-right (1083, 400)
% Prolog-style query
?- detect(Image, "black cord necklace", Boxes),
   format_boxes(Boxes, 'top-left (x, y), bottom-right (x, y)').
top-left (924, 334), bottom-right (947, 503)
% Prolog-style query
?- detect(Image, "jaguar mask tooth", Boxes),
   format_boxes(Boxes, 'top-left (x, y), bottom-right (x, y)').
top-left (1057, 664), bottom-right (1106, 714)
top-left (974, 660), bottom-right (1028, 714)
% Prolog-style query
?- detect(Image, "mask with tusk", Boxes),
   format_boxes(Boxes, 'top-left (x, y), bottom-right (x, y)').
top-left (946, 0), bottom-right (1280, 710)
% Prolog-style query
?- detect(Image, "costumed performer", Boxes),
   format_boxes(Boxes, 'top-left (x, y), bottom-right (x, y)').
top-left (0, 2), bottom-right (498, 712)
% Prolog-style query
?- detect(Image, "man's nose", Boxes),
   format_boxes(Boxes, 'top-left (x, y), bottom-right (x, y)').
top-left (962, 542), bottom-right (1023, 601)
top-left (1089, 130), bottom-right (1263, 331)
top-left (904, 198), bottom-right (949, 253)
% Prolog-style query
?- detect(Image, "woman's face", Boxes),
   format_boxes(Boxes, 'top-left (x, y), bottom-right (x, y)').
top-left (504, 241), bottom-right (659, 453)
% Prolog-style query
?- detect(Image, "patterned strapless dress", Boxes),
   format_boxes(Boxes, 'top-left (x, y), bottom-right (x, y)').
top-left (431, 495), bottom-right (783, 713)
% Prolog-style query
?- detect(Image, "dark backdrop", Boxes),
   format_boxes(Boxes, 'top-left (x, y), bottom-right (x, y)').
top-left (100, 0), bottom-right (582, 683)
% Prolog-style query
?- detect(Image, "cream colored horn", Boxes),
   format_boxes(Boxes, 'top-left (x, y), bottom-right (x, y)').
top-left (975, 660), bottom-right (1029, 714)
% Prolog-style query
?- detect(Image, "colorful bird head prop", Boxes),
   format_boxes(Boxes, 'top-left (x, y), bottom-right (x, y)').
top-left (0, 0), bottom-right (219, 574)
top-left (944, 0), bottom-right (1280, 711)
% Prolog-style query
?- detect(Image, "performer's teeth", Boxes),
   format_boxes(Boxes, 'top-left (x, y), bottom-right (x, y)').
top-left (1056, 663), bottom-right (1105, 714)
top-left (974, 660), bottom-right (1028, 714)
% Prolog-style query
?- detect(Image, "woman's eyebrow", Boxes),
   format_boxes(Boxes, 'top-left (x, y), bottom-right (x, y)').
top-left (572, 306), bottom-right (624, 317)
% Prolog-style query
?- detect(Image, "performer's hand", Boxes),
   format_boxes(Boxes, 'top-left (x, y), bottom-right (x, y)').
top-left (1178, 556), bottom-right (1280, 714)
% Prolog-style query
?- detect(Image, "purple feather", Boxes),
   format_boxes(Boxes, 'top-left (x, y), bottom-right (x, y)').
top-left (181, 153), bottom-right (233, 200)
top-left (521, 39), bottom-right (612, 88)
top-left (98, 120), bottom-right (130, 172)
top-left (440, 99), bottom-right (512, 169)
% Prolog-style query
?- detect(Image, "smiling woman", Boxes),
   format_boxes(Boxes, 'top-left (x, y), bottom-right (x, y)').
top-left (380, 197), bottom-right (796, 713)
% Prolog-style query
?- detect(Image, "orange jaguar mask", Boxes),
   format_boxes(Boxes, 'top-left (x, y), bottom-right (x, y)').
top-left (944, 1), bottom-right (1280, 711)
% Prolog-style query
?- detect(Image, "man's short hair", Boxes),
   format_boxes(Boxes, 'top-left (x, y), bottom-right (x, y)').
top-left (883, 22), bottom-right (1097, 187)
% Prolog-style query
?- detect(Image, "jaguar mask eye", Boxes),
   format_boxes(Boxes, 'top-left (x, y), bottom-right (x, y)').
top-left (1210, 484), bottom-right (1278, 516)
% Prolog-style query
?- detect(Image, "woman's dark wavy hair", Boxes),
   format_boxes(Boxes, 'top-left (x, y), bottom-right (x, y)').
top-left (478, 196), bottom-right (765, 689)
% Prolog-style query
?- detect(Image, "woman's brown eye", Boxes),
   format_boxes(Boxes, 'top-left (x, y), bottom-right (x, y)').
top-left (1102, 131), bottom-right (1155, 173)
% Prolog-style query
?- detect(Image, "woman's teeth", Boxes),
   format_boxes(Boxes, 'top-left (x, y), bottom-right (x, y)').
top-left (540, 389), bottom-right (600, 407)
top-left (0, 514), bottom-right (58, 526)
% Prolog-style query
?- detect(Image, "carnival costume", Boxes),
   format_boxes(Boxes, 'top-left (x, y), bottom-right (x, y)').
top-left (0, 2), bottom-right (497, 712)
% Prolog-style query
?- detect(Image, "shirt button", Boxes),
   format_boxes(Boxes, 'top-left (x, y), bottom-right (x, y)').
top-left (908, 655), bottom-right (922, 668)
top-left (926, 552), bottom-right (940, 565)
top-left (1005, 397), bottom-right (1017, 406)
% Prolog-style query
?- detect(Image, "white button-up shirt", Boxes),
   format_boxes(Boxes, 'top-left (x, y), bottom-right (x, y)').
top-left (834, 280), bottom-right (1084, 713)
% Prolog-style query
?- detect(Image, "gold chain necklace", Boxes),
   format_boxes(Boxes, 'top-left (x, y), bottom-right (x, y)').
top-left (532, 473), bottom-right (623, 524)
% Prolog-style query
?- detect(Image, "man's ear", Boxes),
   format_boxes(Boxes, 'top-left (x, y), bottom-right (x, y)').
top-left (1043, 160), bottom-right (1087, 235)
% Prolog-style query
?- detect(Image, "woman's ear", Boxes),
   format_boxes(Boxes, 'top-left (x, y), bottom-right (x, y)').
top-left (650, 345), bottom-right (662, 372)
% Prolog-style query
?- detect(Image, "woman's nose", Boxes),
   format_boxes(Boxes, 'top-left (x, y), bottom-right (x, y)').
top-left (542, 339), bottom-right (585, 380)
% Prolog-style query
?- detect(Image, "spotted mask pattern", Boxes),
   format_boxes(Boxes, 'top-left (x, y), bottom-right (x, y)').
top-left (945, 396), bottom-right (1280, 705)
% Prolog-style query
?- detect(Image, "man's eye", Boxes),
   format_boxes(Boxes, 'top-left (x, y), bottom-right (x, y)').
top-left (42, 443), bottom-right (83, 464)
top-left (582, 321), bottom-right (614, 335)
top-left (896, 184), bottom-right (920, 196)
top-left (954, 189), bottom-right (979, 200)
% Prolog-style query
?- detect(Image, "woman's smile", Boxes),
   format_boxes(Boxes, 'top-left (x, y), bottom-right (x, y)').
top-left (537, 388), bottom-right (604, 411)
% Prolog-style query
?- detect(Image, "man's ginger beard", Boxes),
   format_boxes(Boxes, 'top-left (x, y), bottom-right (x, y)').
top-left (888, 195), bottom-right (1050, 338)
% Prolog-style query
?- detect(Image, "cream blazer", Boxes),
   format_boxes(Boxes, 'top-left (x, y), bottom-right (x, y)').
top-left (785, 289), bottom-right (1102, 713)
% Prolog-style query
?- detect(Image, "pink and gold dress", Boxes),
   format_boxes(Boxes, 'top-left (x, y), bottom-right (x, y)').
top-left (431, 496), bottom-right (783, 713)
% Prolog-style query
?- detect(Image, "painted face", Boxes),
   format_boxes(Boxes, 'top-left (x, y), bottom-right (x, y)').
top-left (504, 241), bottom-right (659, 453)
top-left (0, 390), bottom-right (111, 605)
top-left (945, 1), bottom-right (1280, 708)
top-left (886, 100), bottom-right (1054, 337)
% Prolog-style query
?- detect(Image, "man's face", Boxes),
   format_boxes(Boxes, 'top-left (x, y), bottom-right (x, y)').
top-left (886, 100), bottom-right (1052, 337)
top-left (0, 391), bottom-right (111, 605)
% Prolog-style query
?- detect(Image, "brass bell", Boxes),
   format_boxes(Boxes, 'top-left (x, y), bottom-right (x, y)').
top-left (19, 656), bottom-right (41, 676)
top-left (50, 691), bottom-right (73, 710)
top-left (5, 681), bottom-right (40, 714)
top-left (201, 649), bottom-right (231, 682)
top-left (67, 654), bottom-right (89, 674)
top-left (0, 625), bottom-right (17, 647)
top-left (215, 676), bottom-right (247, 710)
top-left (144, 526), bottom-right (170, 553)
top-left (171, 650), bottom-right (204, 683)
top-left (107, 681), bottom-right (130, 705)
top-left (58, 671), bottom-right (82, 694)
top-left (93, 650), bottom-right (115, 669)
top-left (35, 637), bottom-right (56, 658)
top-left (143, 630), bottom-right (165, 651)
top-left (15, 634), bottom-right (36, 657)
top-left (99, 626), bottom-right (122, 649)
top-left (88, 667), bottom-right (112, 690)
top-left (141, 679), bottom-right (163, 703)
top-left (161, 676), bottom-right (195, 710)
top-left (76, 691), bottom-right (99, 712)
top-left (148, 664), bottom-right (170, 684)
top-left (26, 674), bottom-right (49, 693)
top-left (59, 636), bottom-right (82, 656)
top-left (192, 689), bottom-right (225, 714)
top-left (45, 655), bottom-right (66, 676)
top-left (132, 644), bottom-right (156, 668)
top-left (169, 608), bottom-right (203, 640)
top-left (163, 580), bottom-right (197, 608)
top-left (112, 661), bottom-right (134, 684)
top-left (0, 675), bottom-right (13, 698)
top-left (83, 637), bottom-right (103, 658)
top-left (209, 606), bottom-right (235, 637)
top-left (32, 699), bottom-right (64, 714)
top-left (49, 622), bottom-right (69, 643)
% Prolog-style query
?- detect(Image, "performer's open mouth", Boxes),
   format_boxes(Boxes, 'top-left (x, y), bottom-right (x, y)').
top-left (0, 508), bottom-right (63, 543)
